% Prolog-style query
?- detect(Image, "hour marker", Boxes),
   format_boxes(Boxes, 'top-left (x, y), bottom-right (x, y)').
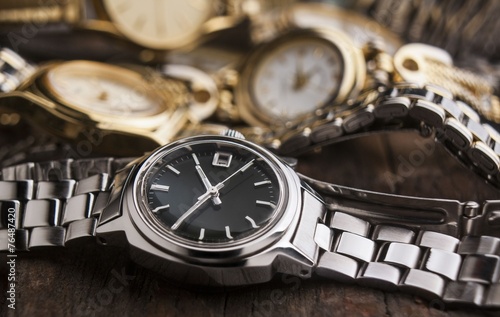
top-left (152, 204), bottom-right (169, 213)
top-left (254, 180), bottom-right (272, 188)
top-left (212, 152), bottom-right (233, 168)
top-left (256, 200), bottom-right (276, 208)
top-left (199, 228), bottom-right (205, 240)
top-left (225, 226), bottom-right (233, 239)
top-left (245, 216), bottom-right (260, 229)
top-left (151, 184), bottom-right (170, 192)
top-left (167, 165), bottom-right (180, 175)
top-left (192, 153), bottom-right (200, 165)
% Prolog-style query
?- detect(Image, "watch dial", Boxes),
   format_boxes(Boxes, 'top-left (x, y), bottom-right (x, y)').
top-left (142, 139), bottom-right (283, 244)
top-left (249, 36), bottom-right (344, 121)
top-left (44, 61), bottom-right (164, 116)
top-left (103, 0), bottom-right (215, 49)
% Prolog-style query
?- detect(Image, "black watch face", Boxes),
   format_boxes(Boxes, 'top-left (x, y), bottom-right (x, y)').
top-left (140, 138), bottom-right (284, 244)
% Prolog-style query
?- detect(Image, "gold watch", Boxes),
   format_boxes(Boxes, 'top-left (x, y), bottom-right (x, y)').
top-left (0, 0), bottom-right (297, 51)
top-left (216, 2), bottom-right (401, 130)
top-left (0, 48), bottom-right (194, 156)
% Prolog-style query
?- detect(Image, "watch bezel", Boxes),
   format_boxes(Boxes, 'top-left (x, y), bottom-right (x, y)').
top-left (129, 135), bottom-right (302, 263)
top-left (236, 27), bottom-right (366, 128)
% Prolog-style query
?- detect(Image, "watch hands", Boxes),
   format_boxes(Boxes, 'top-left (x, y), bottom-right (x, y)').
top-left (171, 159), bottom-right (254, 230)
top-left (293, 58), bottom-right (309, 91)
top-left (214, 159), bottom-right (255, 189)
top-left (193, 153), bottom-right (221, 205)
top-left (171, 183), bottom-right (224, 230)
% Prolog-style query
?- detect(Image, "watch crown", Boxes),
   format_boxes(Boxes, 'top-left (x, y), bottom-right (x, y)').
top-left (222, 129), bottom-right (245, 140)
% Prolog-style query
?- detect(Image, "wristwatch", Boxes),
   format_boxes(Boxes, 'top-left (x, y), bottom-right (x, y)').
top-left (0, 132), bottom-right (499, 309)
top-left (0, 0), bottom-right (297, 51)
top-left (218, 2), bottom-right (400, 128)
top-left (0, 47), bottom-right (221, 157)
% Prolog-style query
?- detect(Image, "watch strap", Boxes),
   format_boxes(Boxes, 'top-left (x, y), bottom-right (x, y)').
top-left (313, 207), bottom-right (500, 308)
top-left (0, 157), bottom-right (132, 252)
top-left (279, 84), bottom-right (500, 188)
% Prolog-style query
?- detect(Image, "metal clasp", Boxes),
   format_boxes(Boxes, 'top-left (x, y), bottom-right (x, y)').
top-left (463, 200), bottom-right (500, 237)
top-left (299, 173), bottom-right (473, 238)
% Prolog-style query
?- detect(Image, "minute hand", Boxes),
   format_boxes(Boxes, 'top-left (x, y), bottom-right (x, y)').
top-left (215, 159), bottom-right (255, 188)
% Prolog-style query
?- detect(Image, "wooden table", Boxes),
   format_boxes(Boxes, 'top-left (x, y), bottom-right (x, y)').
top-left (1, 130), bottom-right (499, 317)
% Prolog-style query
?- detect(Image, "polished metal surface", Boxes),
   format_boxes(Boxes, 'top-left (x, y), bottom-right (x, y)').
top-left (380, 242), bottom-right (421, 268)
top-left (62, 194), bottom-right (94, 225)
top-left (424, 248), bottom-right (461, 280)
top-left (23, 199), bottom-right (60, 228)
top-left (0, 159), bottom-right (119, 251)
top-left (314, 207), bottom-right (500, 308)
top-left (282, 85), bottom-right (500, 190)
top-left (418, 231), bottom-right (460, 252)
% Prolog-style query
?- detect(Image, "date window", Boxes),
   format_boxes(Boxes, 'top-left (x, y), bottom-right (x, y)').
top-left (212, 152), bottom-right (232, 168)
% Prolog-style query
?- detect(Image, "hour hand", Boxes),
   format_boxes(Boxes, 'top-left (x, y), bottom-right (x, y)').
top-left (193, 154), bottom-right (221, 205)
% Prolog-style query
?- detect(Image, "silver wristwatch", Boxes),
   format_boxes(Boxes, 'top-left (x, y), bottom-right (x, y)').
top-left (1, 133), bottom-right (499, 309)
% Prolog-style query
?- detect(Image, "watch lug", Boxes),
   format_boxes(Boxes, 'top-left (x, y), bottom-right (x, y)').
top-left (272, 188), bottom-right (326, 277)
top-left (95, 216), bottom-right (128, 248)
top-left (99, 164), bottom-right (137, 225)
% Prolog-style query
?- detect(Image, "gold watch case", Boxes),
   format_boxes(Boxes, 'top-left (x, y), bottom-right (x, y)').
top-left (87, 0), bottom-right (293, 51)
top-left (0, 60), bottom-right (189, 156)
top-left (235, 27), bottom-right (367, 128)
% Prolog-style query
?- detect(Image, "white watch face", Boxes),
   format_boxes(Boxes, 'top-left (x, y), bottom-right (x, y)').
top-left (248, 36), bottom-right (344, 122)
top-left (44, 61), bottom-right (164, 117)
top-left (102, 0), bottom-right (215, 49)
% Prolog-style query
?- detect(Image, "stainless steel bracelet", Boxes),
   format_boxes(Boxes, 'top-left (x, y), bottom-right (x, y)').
top-left (298, 175), bottom-right (500, 308)
top-left (0, 157), bottom-right (131, 251)
top-left (313, 207), bottom-right (500, 308)
top-left (279, 84), bottom-right (500, 187)
top-left (0, 47), bottom-right (35, 92)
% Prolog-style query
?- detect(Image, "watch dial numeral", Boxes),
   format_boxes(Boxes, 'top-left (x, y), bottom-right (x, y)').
top-left (198, 228), bottom-right (205, 240)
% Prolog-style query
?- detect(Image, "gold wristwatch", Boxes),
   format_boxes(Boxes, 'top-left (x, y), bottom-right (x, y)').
top-left (215, 2), bottom-right (500, 147)
top-left (0, 48), bottom-right (220, 157)
top-left (0, 0), bottom-right (297, 51)
top-left (216, 2), bottom-right (401, 132)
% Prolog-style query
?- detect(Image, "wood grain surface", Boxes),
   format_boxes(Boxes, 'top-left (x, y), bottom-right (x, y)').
top-left (1, 130), bottom-right (500, 317)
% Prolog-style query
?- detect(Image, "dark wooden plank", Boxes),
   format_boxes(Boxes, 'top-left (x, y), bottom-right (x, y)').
top-left (1, 130), bottom-right (500, 317)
